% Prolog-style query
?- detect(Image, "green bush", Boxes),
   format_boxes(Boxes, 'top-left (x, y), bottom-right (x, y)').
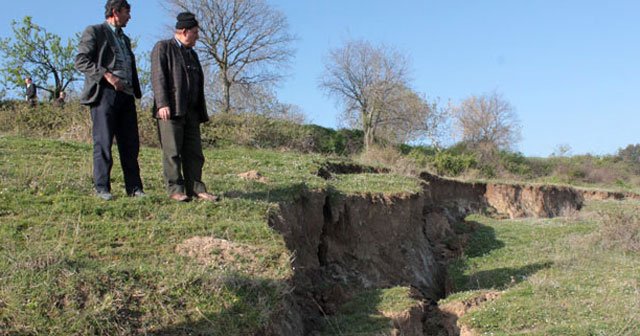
top-left (0, 99), bottom-right (160, 147)
top-left (497, 150), bottom-right (531, 176)
top-left (329, 128), bottom-right (364, 155)
top-left (201, 113), bottom-right (363, 155)
top-left (405, 146), bottom-right (437, 167)
top-left (201, 113), bottom-right (313, 150)
top-left (0, 100), bottom-right (90, 141)
top-left (0, 103), bottom-right (363, 155)
top-left (430, 151), bottom-right (477, 176)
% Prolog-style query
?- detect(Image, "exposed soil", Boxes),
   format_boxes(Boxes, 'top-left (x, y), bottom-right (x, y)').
top-left (237, 170), bottom-right (270, 183)
top-left (438, 291), bottom-right (502, 336)
top-left (263, 172), bottom-right (602, 335)
top-left (316, 162), bottom-right (389, 179)
top-left (182, 171), bottom-right (636, 335)
top-left (421, 172), bottom-right (585, 219)
top-left (175, 236), bottom-right (280, 276)
top-left (578, 188), bottom-right (640, 201)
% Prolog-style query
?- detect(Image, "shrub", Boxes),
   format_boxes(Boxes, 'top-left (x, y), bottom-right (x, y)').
top-left (617, 144), bottom-right (640, 164)
top-left (202, 112), bottom-right (313, 150)
top-left (0, 102), bottom-right (364, 155)
top-left (331, 128), bottom-right (364, 155)
top-left (201, 113), bottom-right (363, 155)
top-left (356, 145), bottom-right (418, 176)
top-left (0, 100), bottom-right (161, 147)
top-left (497, 150), bottom-right (531, 176)
top-left (596, 208), bottom-right (640, 253)
top-left (430, 151), bottom-right (477, 176)
top-left (405, 147), bottom-right (432, 168)
top-left (298, 125), bottom-right (363, 155)
top-left (0, 100), bottom-right (90, 141)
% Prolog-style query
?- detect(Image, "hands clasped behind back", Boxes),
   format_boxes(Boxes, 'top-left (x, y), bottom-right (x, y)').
top-left (157, 106), bottom-right (171, 120)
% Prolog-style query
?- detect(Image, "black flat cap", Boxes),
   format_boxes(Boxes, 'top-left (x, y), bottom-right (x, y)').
top-left (176, 12), bottom-right (198, 30)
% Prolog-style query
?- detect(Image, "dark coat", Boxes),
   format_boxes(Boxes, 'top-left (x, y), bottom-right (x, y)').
top-left (25, 84), bottom-right (37, 100)
top-left (75, 23), bottom-right (142, 106)
top-left (150, 39), bottom-right (208, 123)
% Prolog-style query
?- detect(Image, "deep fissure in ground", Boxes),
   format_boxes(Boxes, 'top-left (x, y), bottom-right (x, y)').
top-left (267, 173), bottom-right (609, 335)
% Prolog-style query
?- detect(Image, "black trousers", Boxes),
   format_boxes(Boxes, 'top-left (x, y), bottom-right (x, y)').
top-left (157, 112), bottom-right (207, 196)
top-left (90, 87), bottom-right (143, 194)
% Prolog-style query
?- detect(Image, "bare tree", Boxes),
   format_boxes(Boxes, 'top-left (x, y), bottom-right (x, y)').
top-left (201, 65), bottom-right (304, 122)
top-left (169, 0), bottom-right (295, 113)
top-left (0, 16), bottom-right (78, 100)
top-left (452, 91), bottom-right (521, 151)
top-left (376, 90), bottom-right (451, 149)
top-left (319, 39), bottom-right (413, 149)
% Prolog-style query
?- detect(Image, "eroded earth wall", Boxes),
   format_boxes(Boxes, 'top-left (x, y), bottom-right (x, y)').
top-left (269, 173), bottom-right (591, 335)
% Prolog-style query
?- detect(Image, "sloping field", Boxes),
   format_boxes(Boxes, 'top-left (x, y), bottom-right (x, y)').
top-left (0, 135), bottom-right (421, 335)
top-left (1, 135), bottom-right (639, 335)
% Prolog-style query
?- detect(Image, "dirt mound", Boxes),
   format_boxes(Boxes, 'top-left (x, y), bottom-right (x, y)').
top-left (237, 170), bottom-right (269, 183)
top-left (175, 236), bottom-right (275, 275)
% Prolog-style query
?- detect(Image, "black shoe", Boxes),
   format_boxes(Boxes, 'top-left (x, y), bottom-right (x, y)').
top-left (96, 191), bottom-right (113, 201)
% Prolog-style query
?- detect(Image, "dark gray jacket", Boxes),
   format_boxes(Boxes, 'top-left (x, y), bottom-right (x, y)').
top-left (75, 23), bottom-right (141, 105)
top-left (25, 84), bottom-right (37, 100)
top-left (150, 39), bottom-right (208, 123)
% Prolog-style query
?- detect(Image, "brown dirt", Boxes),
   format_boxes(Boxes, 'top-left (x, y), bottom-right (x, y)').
top-left (384, 304), bottom-right (427, 336)
top-left (264, 171), bottom-right (609, 334)
top-left (485, 183), bottom-right (583, 218)
top-left (578, 188), bottom-right (640, 201)
top-left (175, 236), bottom-right (276, 276)
top-left (237, 170), bottom-right (269, 183)
top-left (421, 172), bottom-right (586, 219)
top-left (438, 291), bottom-right (502, 336)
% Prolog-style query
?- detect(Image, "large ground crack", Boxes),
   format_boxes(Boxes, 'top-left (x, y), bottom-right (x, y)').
top-left (268, 173), bottom-right (591, 335)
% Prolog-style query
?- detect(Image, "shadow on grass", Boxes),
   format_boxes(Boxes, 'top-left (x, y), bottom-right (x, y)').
top-left (148, 274), bottom-right (293, 336)
top-left (462, 220), bottom-right (505, 258)
top-left (449, 220), bottom-right (552, 292)
top-left (318, 288), bottom-right (409, 336)
top-left (455, 261), bottom-right (553, 291)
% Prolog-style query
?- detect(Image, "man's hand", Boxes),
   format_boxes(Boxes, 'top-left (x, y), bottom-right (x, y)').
top-left (104, 72), bottom-right (124, 91)
top-left (157, 106), bottom-right (171, 120)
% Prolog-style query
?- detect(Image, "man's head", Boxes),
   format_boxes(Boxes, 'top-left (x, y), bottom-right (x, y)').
top-left (105, 0), bottom-right (131, 27)
top-left (25, 77), bottom-right (32, 85)
top-left (175, 12), bottom-right (199, 48)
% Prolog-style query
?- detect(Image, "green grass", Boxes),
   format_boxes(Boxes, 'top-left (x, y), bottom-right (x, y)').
top-left (4, 134), bottom-right (640, 335)
top-left (332, 173), bottom-right (424, 196)
top-left (0, 135), bottom-right (422, 335)
top-left (320, 286), bottom-right (421, 336)
top-left (446, 201), bottom-right (640, 335)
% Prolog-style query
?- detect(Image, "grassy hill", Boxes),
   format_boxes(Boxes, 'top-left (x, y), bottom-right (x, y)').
top-left (1, 123), bottom-right (639, 334)
top-left (443, 201), bottom-right (640, 335)
top-left (0, 135), bottom-right (421, 335)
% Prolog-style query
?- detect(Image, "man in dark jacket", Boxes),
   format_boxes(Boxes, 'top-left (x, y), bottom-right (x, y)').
top-left (151, 12), bottom-right (217, 202)
top-left (75, 0), bottom-right (144, 201)
top-left (25, 77), bottom-right (37, 107)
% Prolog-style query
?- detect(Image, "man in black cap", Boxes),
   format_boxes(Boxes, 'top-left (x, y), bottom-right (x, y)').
top-left (75, 0), bottom-right (144, 201)
top-left (151, 12), bottom-right (218, 202)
